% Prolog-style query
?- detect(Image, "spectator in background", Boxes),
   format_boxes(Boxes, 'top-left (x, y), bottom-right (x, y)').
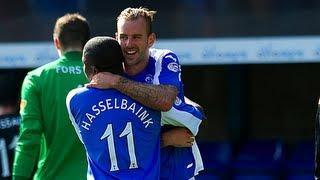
top-left (66, 36), bottom-right (162, 179)
top-left (0, 73), bottom-right (21, 180)
top-left (12, 13), bottom-right (90, 180)
top-left (87, 7), bottom-right (205, 179)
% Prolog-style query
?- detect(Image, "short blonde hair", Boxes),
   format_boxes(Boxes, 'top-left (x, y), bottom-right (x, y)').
top-left (117, 7), bottom-right (157, 35)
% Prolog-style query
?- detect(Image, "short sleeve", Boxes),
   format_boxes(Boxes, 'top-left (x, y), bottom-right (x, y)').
top-left (155, 53), bottom-right (181, 89)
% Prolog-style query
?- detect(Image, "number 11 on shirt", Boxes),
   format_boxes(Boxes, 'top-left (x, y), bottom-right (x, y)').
top-left (100, 122), bottom-right (138, 171)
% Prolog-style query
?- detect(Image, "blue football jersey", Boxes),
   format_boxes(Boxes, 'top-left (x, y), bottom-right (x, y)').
top-left (126, 48), bottom-right (204, 179)
top-left (0, 114), bottom-right (20, 180)
top-left (66, 87), bottom-right (161, 180)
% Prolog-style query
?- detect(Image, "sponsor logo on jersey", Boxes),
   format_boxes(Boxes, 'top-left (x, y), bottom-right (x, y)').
top-left (187, 163), bottom-right (194, 169)
top-left (56, 65), bottom-right (82, 74)
top-left (174, 97), bottom-right (182, 106)
top-left (167, 62), bottom-right (179, 72)
top-left (20, 99), bottom-right (27, 110)
top-left (145, 74), bottom-right (154, 84)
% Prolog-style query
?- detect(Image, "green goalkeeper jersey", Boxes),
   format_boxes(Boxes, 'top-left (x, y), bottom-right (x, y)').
top-left (13, 51), bottom-right (88, 180)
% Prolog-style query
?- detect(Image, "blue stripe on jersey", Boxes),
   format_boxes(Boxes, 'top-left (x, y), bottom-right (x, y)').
top-left (66, 87), bottom-right (161, 179)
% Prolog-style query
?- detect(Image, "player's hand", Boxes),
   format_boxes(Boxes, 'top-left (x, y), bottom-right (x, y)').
top-left (162, 127), bottom-right (195, 147)
top-left (86, 72), bottom-right (119, 89)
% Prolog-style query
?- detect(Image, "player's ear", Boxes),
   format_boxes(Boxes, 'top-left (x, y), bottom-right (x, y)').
top-left (115, 32), bottom-right (119, 41)
top-left (53, 37), bottom-right (61, 50)
top-left (86, 66), bottom-right (99, 81)
top-left (147, 33), bottom-right (156, 48)
top-left (92, 66), bottom-right (99, 75)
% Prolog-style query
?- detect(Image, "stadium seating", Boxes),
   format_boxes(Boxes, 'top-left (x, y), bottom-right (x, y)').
top-left (284, 140), bottom-right (314, 180)
top-left (197, 141), bottom-right (232, 179)
top-left (230, 139), bottom-right (285, 180)
top-left (196, 139), bottom-right (314, 180)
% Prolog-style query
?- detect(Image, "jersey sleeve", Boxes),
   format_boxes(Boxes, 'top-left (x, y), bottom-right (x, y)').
top-left (155, 52), bottom-right (203, 135)
top-left (161, 103), bottom-right (203, 136)
top-left (154, 52), bottom-right (181, 89)
top-left (12, 73), bottom-right (42, 178)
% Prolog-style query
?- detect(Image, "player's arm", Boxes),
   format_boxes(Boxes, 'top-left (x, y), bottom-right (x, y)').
top-left (146, 53), bottom-right (203, 147)
top-left (87, 72), bottom-right (178, 111)
top-left (161, 97), bottom-right (206, 147)
top-left (184, 96), bottom-right (207, 120)
top-left (161, 127), bottom-right (195, 147)
top-left (160, 86), bottom-right (203, 136)
top-left (157, 53), bottom-right (204, 131)
top-left (12, 74), bottom-right (42, 179)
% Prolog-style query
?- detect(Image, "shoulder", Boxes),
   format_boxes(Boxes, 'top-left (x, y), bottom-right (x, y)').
top-left (150, 48), bottom-right (176, 60)
top-left (21, 60), bottom-right (59, 89)
top-left (150, 48), bottom-right (173, 56)
top-left (149, 48), bottom-right (179, 64)
top-left (66, 87), bottom-right (88, 104)
top-left (25, 60), bottom-right (59, 79)
top-left (67, 87), bottom-right (88, 98)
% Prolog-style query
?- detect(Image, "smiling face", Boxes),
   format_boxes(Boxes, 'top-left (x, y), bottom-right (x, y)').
top-left (116, 17), bottom-right (155, 74)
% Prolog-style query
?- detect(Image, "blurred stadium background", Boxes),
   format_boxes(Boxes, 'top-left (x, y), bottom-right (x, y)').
top-left (1, 0), bottom-right (319, 179)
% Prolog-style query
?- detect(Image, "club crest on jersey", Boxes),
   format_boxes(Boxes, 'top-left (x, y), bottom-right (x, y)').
top-left (20, 99), bottom-right (27, 110)
top-left (167, 62), bottom-right (179, 72)
top-left (174, 97), bottom-right (182, 106)
top-left (145, 74), bottom-right (154, 84)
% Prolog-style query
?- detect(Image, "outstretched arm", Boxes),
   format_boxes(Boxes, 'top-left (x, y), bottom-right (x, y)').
top-left (87, 72), bottom-right (178, 111)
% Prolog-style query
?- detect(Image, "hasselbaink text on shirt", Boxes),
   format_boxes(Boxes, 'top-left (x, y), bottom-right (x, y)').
top-left (82, 98), bottom-right (154, 130)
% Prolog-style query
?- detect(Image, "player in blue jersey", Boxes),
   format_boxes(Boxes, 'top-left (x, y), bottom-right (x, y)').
top-left (66, 36), bottom-right (162, 179)
top-left (0, 73), bottom-right (21, 180)
top-left (88, 7), bottom-right (205, 179)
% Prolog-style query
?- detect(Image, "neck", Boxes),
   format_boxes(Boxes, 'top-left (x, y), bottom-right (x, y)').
top-left (0, 106), bottom-right (16, 116)
top-left (58, 47), bottom-right (82, 57)
top-left (124, 50), bottom-right (150, 76)
top-left (124, 58), bottom-right (149, 76)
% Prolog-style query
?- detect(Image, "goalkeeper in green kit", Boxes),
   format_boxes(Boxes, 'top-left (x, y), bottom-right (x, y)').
top-left (12, 13), bottom-right (90, 180)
